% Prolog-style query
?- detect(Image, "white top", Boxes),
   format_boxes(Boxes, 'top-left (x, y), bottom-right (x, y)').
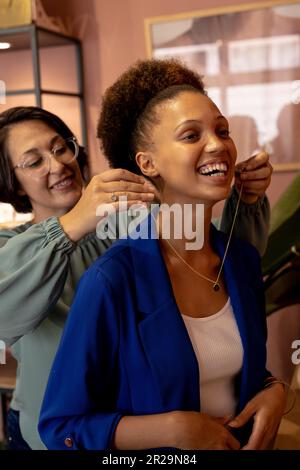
top-left (182, 298), bottom-right (243, 417)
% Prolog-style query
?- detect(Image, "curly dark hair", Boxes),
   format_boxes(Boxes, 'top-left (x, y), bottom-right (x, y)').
top-left (0, 106), bottom-right (88, 213)
top-left (97, 58), bottom-right (206, 174)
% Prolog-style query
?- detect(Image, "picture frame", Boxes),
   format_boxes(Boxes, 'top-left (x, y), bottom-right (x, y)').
top-left (145, 0), bottom-right (300, 171)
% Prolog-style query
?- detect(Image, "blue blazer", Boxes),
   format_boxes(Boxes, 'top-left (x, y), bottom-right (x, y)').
top-left (39, 215), bottom-right (270, 450)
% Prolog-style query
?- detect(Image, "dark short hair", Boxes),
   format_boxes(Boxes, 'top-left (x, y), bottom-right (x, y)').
top-left (97, 58), bottom-right (206, 174)
top-left (0, 106), bottom-right (88, 213)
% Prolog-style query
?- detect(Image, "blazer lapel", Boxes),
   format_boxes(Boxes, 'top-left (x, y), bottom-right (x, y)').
top-left (128, 214), bottom-right (200, 411)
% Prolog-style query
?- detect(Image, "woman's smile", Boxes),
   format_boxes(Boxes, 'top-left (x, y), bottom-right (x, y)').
top-left (49, 175), bottom-right (76, 191)
top-left (147, 91), bottom-right (237, 204)
top-left (197, 160), bottom-right (231, 185)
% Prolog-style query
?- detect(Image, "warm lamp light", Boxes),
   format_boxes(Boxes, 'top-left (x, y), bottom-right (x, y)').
top-left (0, 42), bottom-right (11, 50)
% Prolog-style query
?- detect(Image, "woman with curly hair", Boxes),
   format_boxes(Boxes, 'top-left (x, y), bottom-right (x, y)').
top-left (39, 59), bottom-right (284, 451)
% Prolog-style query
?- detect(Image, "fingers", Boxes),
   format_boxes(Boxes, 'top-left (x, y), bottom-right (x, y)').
top-left (241, 416), bottom-right (267, 450)
top-left (237, 165), bottom-right (271, 182)
top-left (226, 433), bottom-right (241, 450)
top-left (235, 151), bottom-right (269, 172)
top-left (214, 415), bottom-right (233, 425)
top-left (229, 404), bottom-right (274, 451)
top-left (97, 169), bottom-right (158, 192)
top-left (91, 171), bottom-right (158, 202)
top-left (101, 179), bottom-right (151, 192)
top-left (234, 151), bottom-right (273, 201)
top-left (107, 200), bottom-right (149, 213)
top-left (92, 181), bottom-right (156, 202)
top-left (105, 186), bottom-right (155, 202)
top-left (235, 179), bottom-right (269, 196)
top-left (99, 179), bottom-right (154, 194)
top-left (98, 168), bottom-right (147, 184)
top-left (228, 403), bottom-right (255, 429)
top-left (111, 192), bottom-right (154, 204)
top-left (243, 414), bottom-right (281, 450)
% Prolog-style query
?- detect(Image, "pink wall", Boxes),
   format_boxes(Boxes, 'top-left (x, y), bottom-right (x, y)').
top-left (1, 45), bottom-right (82, 140)
top-left (43, 0), bottom-right (299, 209)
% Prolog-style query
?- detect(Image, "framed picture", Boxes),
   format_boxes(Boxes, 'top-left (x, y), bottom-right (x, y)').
top-left (145, 0), bottom-right (300, 171)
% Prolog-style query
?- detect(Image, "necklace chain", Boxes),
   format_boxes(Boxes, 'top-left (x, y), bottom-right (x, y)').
top-left (160, 185), bottom-right (244, 292)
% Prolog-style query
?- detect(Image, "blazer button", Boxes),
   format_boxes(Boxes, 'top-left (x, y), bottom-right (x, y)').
top-left (64, 437), bottom-right (73, 448)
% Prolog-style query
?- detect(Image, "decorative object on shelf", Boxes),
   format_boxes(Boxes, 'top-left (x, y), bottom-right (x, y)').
top-left (0, 0), bottom-right (33, 29)
top-left (0, 0), bottom-right (71, 36)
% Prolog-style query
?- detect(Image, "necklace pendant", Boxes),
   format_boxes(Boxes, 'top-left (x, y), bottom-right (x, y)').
top-left (213, 283), bottom-right (220, 292)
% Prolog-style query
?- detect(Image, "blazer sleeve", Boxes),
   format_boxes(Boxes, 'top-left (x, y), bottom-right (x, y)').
top-left (38, 264), bottom-right (123, 450)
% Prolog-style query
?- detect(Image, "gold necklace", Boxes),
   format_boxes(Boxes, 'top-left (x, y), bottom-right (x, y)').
top-left (158, 184), bottom-right (244, 292)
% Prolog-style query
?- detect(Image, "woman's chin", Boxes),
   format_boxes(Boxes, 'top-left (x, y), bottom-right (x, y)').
top-left (196, 185), bottom-right (232, 205)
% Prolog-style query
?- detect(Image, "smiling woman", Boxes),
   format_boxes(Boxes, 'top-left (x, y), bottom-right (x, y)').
top-left (0, 108), bottom-right (88, 216)
top-left (38, 59), bottom-right (285, 451)
top-left (8, 120), bottom-right (83, 222)
top-left (8, 120), bottom-right (83, 223)
top-left (132, 89), bottom-right (237, 207)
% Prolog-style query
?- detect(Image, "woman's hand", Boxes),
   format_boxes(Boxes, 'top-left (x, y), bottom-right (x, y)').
top-left (227, 383), bottom-right (287, 450)
top-left (170, 411), bottom-right (241, 450)
top-left (234, 151), bottom-right (273, 204)
top-left (59, 169), bottom-right (157, 242)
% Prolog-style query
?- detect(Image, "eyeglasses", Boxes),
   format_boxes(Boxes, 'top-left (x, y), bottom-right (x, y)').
top-left (14, 137), bottom-right (79, 178)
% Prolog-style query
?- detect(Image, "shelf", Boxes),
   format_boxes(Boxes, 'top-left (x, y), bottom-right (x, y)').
top-left (0, 23), bottom-right (87, 152)
top-left (0, 24), bottom-right (79, 51)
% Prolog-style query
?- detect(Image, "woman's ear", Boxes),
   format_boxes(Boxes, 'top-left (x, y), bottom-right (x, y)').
top-left (135, 151), bottom-right (159, 178)
top-left (16, 185), bottom-right (26, 196)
